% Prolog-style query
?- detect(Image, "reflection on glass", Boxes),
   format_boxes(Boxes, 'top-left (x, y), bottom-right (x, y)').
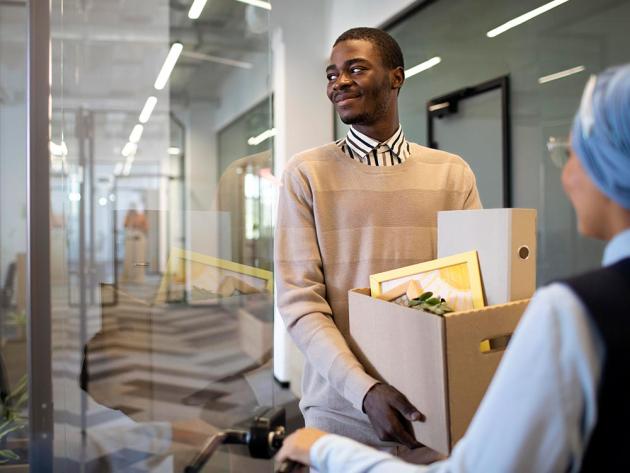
top-left (48, 0), bottom-right (289, 471)
top-left (546, 136), bottom-right (570, 169)
top-left (0, 1), bottom-right (29, 469)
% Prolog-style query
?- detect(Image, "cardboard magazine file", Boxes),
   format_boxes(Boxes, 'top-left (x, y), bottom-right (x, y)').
top-left (348, 288), bottom-right (530, 455)
top-left (438, 208), bottom-right (537, 306)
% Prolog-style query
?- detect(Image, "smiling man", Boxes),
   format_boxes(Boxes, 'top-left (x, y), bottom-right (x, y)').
top-left (274, 27), bottom-right (481, 462)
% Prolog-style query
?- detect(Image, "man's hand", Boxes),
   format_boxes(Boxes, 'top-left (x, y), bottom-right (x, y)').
top-left (363, 383), bottom-right (424, 449)
top-left (276, 428), bottom-right (327, 466)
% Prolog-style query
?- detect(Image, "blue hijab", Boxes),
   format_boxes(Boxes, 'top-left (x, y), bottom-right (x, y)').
top-left (572, 64), bottom-right (630, 210)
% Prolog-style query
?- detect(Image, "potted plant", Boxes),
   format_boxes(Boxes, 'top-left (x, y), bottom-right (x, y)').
top-left (0, 374), bottom-right (28, 471)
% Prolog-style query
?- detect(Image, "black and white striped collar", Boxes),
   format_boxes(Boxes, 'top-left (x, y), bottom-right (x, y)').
top-left (336, 125), bottom-right (410, 166)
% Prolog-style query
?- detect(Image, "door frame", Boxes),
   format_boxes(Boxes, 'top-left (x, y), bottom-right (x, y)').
top-left (27, 0), bottom-right (53, 470)
top-left (426, 75), bottom-right (512, 207)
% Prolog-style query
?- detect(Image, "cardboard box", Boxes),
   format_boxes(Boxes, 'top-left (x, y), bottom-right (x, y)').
top-left (438, 209), bottom-right (537, 306)
top-left (348, 288), bottom-right (529, 454)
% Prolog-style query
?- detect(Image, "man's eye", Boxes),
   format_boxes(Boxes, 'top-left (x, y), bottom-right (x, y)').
top-left (351, 67), bottom-right (363, 73)
top-left (327, 73), bottom-right (338, 81)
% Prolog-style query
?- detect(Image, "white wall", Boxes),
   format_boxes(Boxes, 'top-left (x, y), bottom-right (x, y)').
top-left (271, 0), bottom-right (334, 169)
top-left (270, 0), bottom-right (334, 392)
top-left (325, 0), bottom-right (418, 48)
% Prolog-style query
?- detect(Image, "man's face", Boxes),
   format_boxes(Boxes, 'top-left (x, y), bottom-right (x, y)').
top-left (326, 39), bottom-right (401, 126)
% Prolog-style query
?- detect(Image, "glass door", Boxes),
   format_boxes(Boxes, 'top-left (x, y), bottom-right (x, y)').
top-left (46, 0), bottom-right (289, 471)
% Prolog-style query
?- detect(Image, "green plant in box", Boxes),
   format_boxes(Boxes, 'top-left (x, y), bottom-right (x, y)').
top-left (408, 291), bottom-right (453, 315)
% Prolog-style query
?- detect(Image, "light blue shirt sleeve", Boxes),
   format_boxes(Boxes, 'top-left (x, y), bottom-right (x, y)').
top-left (310, 284), bottom-right (604, 473)
top-left (311, 434), bottom-right (427, 473)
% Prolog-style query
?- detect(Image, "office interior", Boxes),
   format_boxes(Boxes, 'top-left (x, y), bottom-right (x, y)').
top-left (0, 0), bottom-right (628, 471)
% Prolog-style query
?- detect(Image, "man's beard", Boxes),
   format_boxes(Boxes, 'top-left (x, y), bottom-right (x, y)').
top-left (338, 97), bottom-right (389, 126)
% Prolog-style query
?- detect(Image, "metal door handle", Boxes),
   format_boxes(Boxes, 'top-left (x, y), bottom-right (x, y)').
top-left (134, 262), bottom-right (149, 267)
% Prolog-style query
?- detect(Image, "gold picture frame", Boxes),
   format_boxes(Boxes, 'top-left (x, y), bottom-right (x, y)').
top-left (369, 251), bottom-right (485, 312)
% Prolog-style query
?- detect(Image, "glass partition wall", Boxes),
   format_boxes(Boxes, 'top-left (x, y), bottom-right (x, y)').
top-left (336, 0), bottom-right (630, 284)
top-left (22, 0), bottom-right (284, 471)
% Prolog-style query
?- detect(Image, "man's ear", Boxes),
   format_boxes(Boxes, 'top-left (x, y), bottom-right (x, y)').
top-left (391, 66), bottom-right (405, 91)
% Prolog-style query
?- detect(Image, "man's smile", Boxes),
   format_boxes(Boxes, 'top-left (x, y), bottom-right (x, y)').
top-left (334, 92), bottom-right (362, 106)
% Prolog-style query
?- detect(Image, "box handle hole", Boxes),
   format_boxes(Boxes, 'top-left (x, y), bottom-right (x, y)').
top-left (480, 334), bottom-right (512, 354)
top-left (518, 245), bottom-right (530, 260)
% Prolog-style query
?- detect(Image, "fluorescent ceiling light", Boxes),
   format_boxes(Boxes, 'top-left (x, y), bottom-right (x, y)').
top-left (236, 0), bottom-right (271, 10)
top-left (405, 57), bottom-right (442, 78)
top-left (428, 102), bottom-right (450, 112)
top-left (49, 140), bottom-right (68, 156)
top-left (168, 147), bottom-right (181, 155)
top-left (487, 0), bottom-right (571, 38)
top-left (247, 128), bottom-right (276, 146)
top-left (181, 50), bottom-right (253, 69)
top-left (68, 192), bottom-right (81, 202)
top-left (123, 156), bottom-right (135, 176)
top-left (114, 163), bottom-right (124, 176)
top-left (188, 0), bottom-right (208, 19)
top-left (154, 43), bottom-right (183, 90)
top-left (139, 96), bottom-right (158, 124)
top-left (538, 65), bottom-right (585, 84)
top-left (129, 124), bottom-right (144, 144)
top-left (122, 142), bottom-right (138, 157)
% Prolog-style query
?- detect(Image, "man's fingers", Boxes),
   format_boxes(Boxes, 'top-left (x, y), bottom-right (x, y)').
top-left (390, 391), bottom-right (425, 422)
top-left (390, 420), bottom-right (421, 449)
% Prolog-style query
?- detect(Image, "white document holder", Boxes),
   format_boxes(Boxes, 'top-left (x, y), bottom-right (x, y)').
top-left (438, 208), bottom-right (537, 305)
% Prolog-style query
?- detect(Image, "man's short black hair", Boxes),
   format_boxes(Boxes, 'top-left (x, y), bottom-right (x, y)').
top-left (333, 27), bottom-right (404, 71)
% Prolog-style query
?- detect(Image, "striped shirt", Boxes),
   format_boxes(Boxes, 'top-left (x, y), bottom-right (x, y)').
top-left (336, 125), bottom-right (410, 166)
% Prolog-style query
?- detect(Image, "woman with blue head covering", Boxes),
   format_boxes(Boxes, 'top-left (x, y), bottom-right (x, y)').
top-left (276, 65), bottom-right (630, 473)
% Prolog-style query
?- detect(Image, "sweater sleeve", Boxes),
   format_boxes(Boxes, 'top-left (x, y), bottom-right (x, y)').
top-left (274, 165), bottom-right (378, 411)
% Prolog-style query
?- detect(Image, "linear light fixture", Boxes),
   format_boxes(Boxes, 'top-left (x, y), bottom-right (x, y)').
top-left (168, 147), bottom-right (181, 155)
top-left (428, 102), bottom-right (450, 112)
top-left (49, 140), bottom-right (68, 156)
top-left (154, 42), bottom-right (183, 90)
top-left (405, 57), bottom-right (442, 79)
top-left (487, 0), bottom-right (571, 38)
top-left (181, 50), bottom-right (253, 69)
top-left (122, 142), bottom-right (138, 157)
top-left (123, 156), bottom-right (135, 176)
top-left (236, 0), bottom-right (271, 10)
top-left (247, 128), bottom-right (276, 146)
top-left (129, 124), bottom-right (144, 144)
top-left (538, 65), bottom-right (585, 84)
top-left (139, 96), bottom-right (158, 124)
top-left (114, 162), bottom-right (124, 176)
top-left (188, 0), bottom-right (208, 19)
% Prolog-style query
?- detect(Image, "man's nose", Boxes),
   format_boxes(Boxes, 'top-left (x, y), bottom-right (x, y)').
top-left (333, 72), bottom-right (352, 89)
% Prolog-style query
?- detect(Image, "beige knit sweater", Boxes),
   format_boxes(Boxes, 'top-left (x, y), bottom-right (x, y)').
top-left (275, 142), bottom-right (481, 446)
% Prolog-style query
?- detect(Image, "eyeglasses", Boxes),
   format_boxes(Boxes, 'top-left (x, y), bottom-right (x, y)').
top-left (546, 136), bottom-right (570, 169)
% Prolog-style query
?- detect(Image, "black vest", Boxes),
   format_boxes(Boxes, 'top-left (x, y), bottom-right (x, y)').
top-left (563, 257), bottom-right (630, 472)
